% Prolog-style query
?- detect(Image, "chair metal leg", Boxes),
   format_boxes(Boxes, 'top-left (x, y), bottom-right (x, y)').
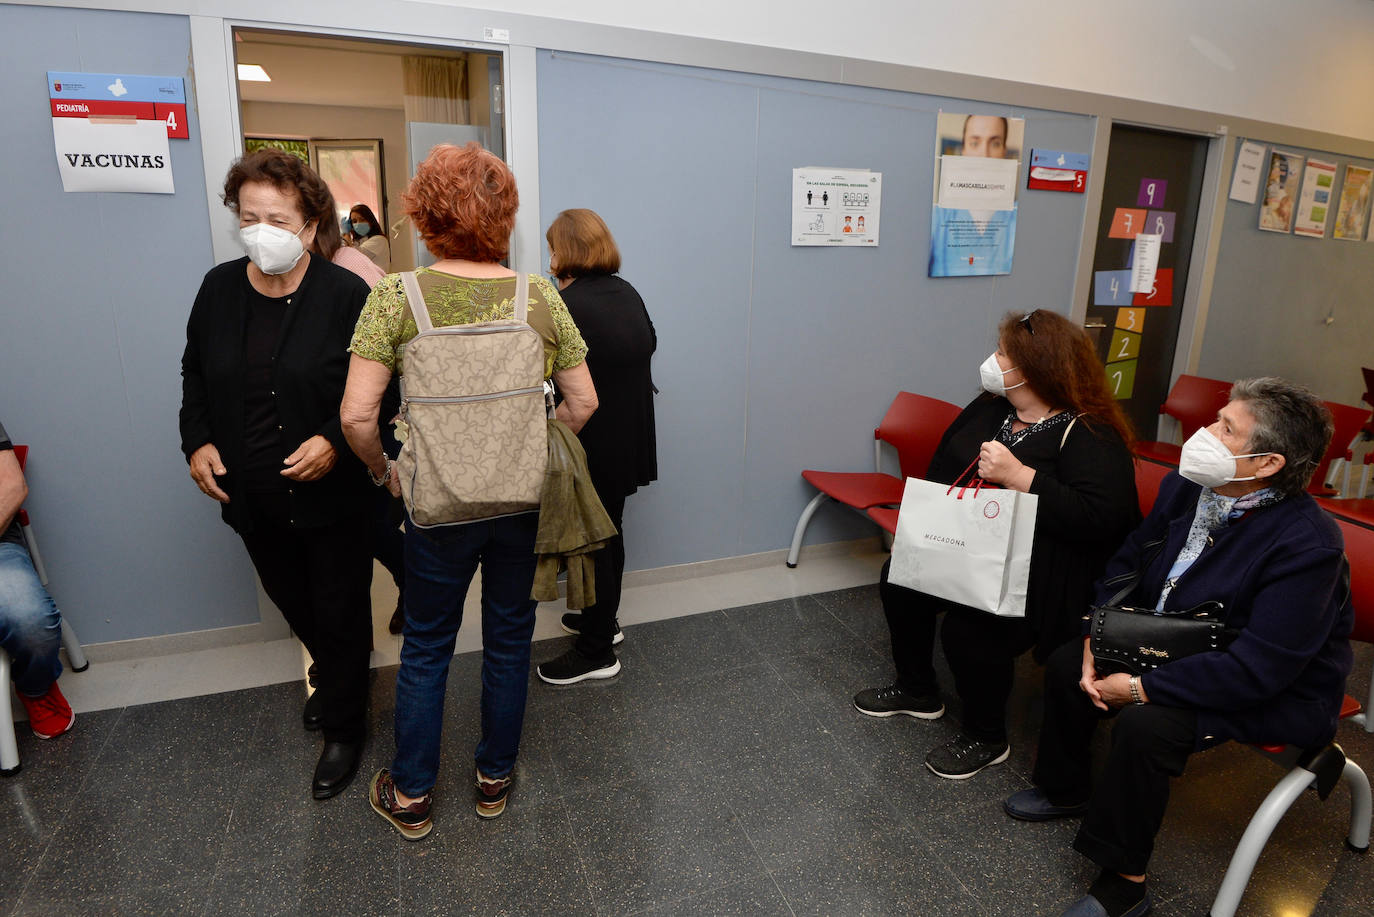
top-left (786, 493), bottom-right (830, 567)
top-left (60, 619), bottom-right (88, 673)
top-left (0, 651), bottom-right (20, 776)
top-left (1210, 764), bottom-right (1317, 917)
top-left (1342, 758), bottom-right (1372, 851)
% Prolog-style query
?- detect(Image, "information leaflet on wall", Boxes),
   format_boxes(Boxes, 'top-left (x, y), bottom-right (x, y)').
top-left (1228, 140), bottom-right (1267, 203)
top-left (791, 169), bottom-right (881, 246)
top-left (1292, 158), bottom-right (1337, 238)
top-left (51, 117), bottom-right (173, 194)
top-left (929, 112), bottom-right (1024, 277)
top-left (1333, 165), bottom-right (1373, 241)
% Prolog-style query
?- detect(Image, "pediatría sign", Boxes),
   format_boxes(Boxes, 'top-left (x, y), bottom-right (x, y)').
top-left (47, 71), bottom-right (180, 194)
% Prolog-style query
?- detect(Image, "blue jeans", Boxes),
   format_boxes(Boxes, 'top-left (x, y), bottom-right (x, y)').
top-left (0, 541), bottom-right (63, 697)
top-left (390, 513), bottom-right (538, 797)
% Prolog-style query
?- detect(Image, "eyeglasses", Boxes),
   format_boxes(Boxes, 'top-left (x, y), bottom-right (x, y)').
top-left (1019, 311), bottom-right (1036, 336)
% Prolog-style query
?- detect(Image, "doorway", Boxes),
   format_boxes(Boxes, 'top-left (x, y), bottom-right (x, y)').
top-left (232, 29), bottom-right (506, 272)
top-left (1084, 124), bottom-right (1210, 439)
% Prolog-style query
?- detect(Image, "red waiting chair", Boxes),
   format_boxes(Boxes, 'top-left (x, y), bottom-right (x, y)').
top-left (1133, 457), bottom-right (1175, 518)
top-left (1209, 516), bottom-right (1374, 916)
top-left (1310, 401), bottom-right (1371, 496)
top-left (787, 392), bottom-right (961, 567)
top-left (1, 445), bottom-right (88, 777)
top-left (1134, 374), bottom-right (1233, 466)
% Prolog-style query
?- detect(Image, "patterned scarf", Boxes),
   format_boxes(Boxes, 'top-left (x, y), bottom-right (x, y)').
top-left (1155, 486), bottom-right (1285, 609)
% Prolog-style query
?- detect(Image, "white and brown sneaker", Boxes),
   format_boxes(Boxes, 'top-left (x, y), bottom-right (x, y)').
top-left (475, 769), bottom-right (512, 819)
top-left (369, 769), bottom-right (432, 840)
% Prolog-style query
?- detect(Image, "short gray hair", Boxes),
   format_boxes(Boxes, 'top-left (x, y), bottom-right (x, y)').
top-left (1229, 377), bottom-right (1333, 496)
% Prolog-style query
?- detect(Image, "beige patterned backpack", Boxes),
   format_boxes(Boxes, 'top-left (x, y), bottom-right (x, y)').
top-left (394, 271), bottom-right (547, 528)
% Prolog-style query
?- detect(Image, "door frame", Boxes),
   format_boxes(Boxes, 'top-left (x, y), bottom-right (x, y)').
top-left (188, 19), bottom-right (534, 270)
top-left (1069, 115), bottom-right (1230, 441)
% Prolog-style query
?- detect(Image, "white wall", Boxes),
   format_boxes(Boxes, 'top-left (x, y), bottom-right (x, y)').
top-left (453, 0), bottom-right (1374, 143)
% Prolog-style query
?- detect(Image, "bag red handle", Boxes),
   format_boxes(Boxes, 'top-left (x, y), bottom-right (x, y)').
top-left (947, 457), bottom-right (985, 500)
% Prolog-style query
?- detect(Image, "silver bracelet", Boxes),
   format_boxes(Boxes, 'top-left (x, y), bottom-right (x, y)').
top-left (368, 458), bottom-right (394, 487)
top-left (1129, 675), bottom-right (1144, 705)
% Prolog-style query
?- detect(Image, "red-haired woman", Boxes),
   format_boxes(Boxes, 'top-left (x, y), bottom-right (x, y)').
top-left (852, 309), bottom-right (1139, 780)
top-left (342, 143), bottom-right (596, 837)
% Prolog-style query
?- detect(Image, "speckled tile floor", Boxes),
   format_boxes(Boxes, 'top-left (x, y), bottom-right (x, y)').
top-left (4, 585), bottom-right (1373, 916)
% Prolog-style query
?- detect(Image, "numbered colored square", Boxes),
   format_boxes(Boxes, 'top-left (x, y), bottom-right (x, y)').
top-left (154, 102), bottom-right (189, 139)
top-left (1132, 267), bottom-right (1174, 306)
top-left (1145, 211), bottom-right (1175, 243)
top-left (1094, 270), bottom-right (1133, 306)
top-left (1115, 308), bottom-right (1146, 333)
top-left (1108, 208), bottom-right (1148, 239)
top-left (1137, 178), bottom-right (1168, 208)
top-left (1108, 329), bottom-right (1141, 363)
top-left (1106, 359), bottom-right (1139, 400)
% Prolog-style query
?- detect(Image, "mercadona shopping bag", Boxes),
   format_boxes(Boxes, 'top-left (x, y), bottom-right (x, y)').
top-left (887, 470), bottom-right (1038, 618)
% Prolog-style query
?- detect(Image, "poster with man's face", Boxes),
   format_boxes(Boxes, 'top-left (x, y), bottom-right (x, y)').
top-left (929, 113), bottom-right (1025, 277)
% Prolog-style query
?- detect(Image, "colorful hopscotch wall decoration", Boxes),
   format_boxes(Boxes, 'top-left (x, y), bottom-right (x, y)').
top-left (1105, 308), bottom-right (1147, 400)
top-left (1098, 177), bottom-right (1176, 400)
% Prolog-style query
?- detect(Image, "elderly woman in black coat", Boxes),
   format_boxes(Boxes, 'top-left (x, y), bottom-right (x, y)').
top-left (536, 209), bottom-right (658, 685)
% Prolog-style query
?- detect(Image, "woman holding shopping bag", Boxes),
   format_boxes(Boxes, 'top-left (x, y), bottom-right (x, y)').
top-left (852, 309), bottom-right (1138, 780)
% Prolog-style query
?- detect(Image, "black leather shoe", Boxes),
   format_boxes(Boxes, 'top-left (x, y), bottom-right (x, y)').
top-left (303, 690), bottom-right (324, 732)
top-left (312, 741), bottom-right (363, 800)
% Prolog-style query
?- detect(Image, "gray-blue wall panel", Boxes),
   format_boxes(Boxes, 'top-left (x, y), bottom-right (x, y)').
top-left (0, 5), bottom-right (259, 642)
top-left (536, 51), bottom-right (1094, 569)
top-left (1203, 143), bottom-right (1374, 407)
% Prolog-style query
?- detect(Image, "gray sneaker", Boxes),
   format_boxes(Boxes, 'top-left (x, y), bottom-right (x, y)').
top-left (852, 683), bottom-right (944, 719)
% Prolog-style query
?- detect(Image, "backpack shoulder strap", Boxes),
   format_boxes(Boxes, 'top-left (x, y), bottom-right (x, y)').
top-left (401, 271), bottom-right (432, 333)
top-left (514, 272), bottom-right (529, 323)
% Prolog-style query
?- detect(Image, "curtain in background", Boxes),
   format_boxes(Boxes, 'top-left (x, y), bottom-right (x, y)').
top-left (402, 55), bottom-right (469, 124)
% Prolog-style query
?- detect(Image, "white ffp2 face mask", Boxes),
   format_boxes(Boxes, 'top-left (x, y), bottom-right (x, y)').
top-left (240, 222), bottom-right (308, 275)
top-left (1178, 426), bottom-right (1272, 489)
top-left (979, 352), bottom-right (1025, 396)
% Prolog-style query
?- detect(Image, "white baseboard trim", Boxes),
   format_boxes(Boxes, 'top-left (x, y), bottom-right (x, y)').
top-left (72, 536), bottom-right (883, 663)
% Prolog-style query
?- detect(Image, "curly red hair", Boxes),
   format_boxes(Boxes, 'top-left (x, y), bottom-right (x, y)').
top-left (999, 309), bottom-right (1135, 448)
top-left (403, 143), bottom-right (518, 263)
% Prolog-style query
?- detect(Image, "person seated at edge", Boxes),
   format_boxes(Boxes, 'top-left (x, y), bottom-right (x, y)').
top-left (0, 421), bottom-right (75, 743)
top-left (1004, 378), bottom-right (1349, 917)
top-left (853, 309), bottom-right (1139, 780)
top-left (180, 149), bottom-right (375, 801)
top-left (536, 208), bottom-right (658, 685)
top-left (342, 142), bottom-right (596, 839)
top-left (350, 204), bottom-right (391, 272)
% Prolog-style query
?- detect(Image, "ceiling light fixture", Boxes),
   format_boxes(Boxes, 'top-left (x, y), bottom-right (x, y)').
top-left (237, 64), bottom-right (271, 82)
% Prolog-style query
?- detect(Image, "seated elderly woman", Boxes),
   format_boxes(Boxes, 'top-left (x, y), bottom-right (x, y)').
top-left (1003, 377), bottom-right (1351, 917)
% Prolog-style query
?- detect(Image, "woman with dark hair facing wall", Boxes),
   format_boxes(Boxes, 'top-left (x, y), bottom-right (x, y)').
top-left (536, 209), bottom-right (658, 684)
top-left (179, 149), bottom-right (375, 800)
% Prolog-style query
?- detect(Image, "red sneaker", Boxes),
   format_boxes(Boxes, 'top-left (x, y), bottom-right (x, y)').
top-left (19, 682), bottom-right (75, 739)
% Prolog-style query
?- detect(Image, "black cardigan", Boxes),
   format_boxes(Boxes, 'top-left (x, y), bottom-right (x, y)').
top-left (179, 254), bottom-right (372, 533)
top-left (560, 273), bottom-right (658, 499)
top-left (928, 393), bottom-right (1140, 659)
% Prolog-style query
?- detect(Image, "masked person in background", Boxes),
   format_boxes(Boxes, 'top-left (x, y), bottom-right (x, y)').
top-left (179, 149), bottom-right (375, 801)
top-left (350, 204), bottom-right (390, 272)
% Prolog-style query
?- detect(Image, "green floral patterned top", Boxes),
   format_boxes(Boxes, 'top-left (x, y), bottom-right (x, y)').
top-left (349, 268), bottom-right (588, 379)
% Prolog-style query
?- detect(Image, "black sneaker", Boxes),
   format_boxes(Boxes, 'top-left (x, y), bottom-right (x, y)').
top-left (560, 613), bottom-right (624, 645)
top-left (853, 683), bottom-right (944, 719)
top-left (369, 769), bottom-right (433, 840)
top-left (537, 647), bottom-right (622, 685)
top-left (925, 734), bottom-right (1010, 780)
